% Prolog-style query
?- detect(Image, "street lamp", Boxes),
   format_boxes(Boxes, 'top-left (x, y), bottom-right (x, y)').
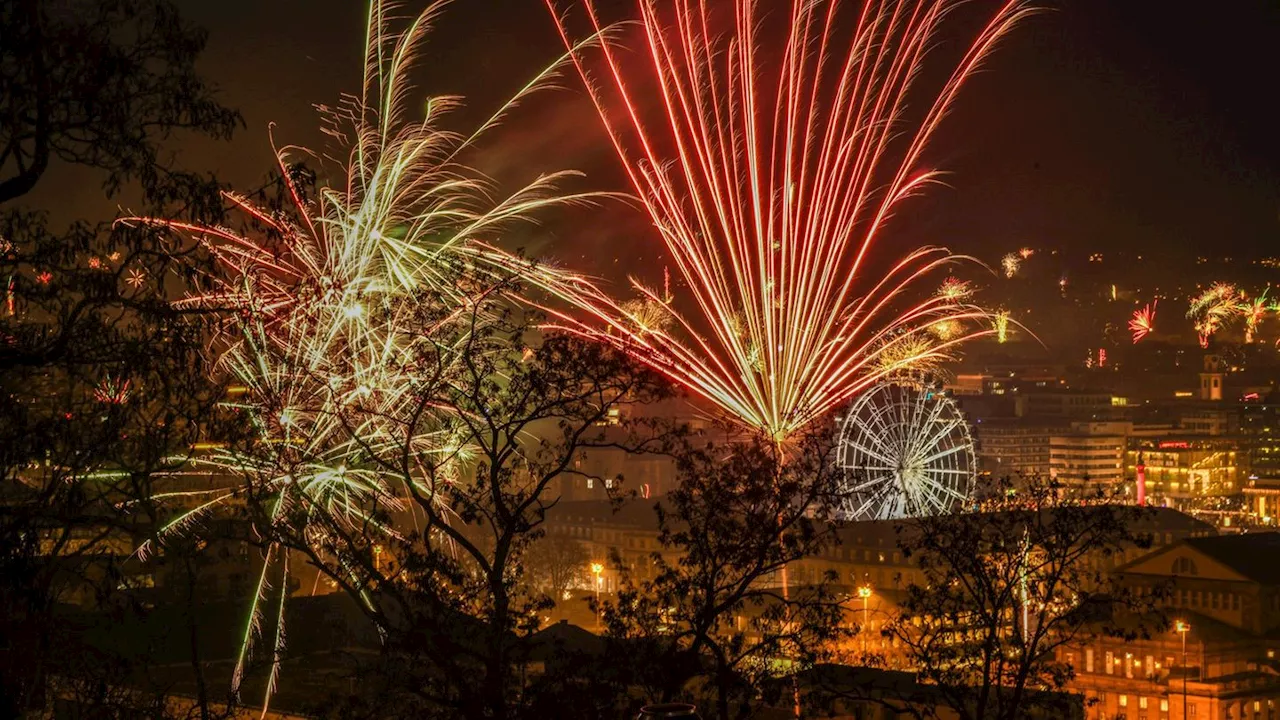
top-left (591, 562), bottom-right (604, 629)
top-left (857, 585), bottom-right (872, 654)
top-left (1176, 620), bottom-right (1191, 720)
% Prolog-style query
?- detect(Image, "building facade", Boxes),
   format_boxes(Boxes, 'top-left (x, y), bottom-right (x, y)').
top-left (1063, 533), bottom-right (1280, 720)
top-left (1051, 432), bottom-right (1126, 487)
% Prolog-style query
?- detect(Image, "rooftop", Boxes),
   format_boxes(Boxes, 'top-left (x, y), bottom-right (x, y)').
top-left (1182, 532), bottom-right (1280, 585)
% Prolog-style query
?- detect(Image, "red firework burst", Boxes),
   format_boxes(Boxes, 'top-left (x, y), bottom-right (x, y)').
top-left (1129, 301), bottom-right (1156, 344)
top-left (529, 0), bottom-right (1029, 439)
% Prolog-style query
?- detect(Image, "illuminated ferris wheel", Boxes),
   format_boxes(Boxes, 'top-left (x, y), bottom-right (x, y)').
top-left (835, 381), bottom-right (976, 521)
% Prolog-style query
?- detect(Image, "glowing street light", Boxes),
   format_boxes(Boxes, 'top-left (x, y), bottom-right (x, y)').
top-left (1177, 620), bottom-right (1191, 719)
top-left (857, 585), bottom-right (872, 653)
top-left (591, 562), bottom-right (604, 629)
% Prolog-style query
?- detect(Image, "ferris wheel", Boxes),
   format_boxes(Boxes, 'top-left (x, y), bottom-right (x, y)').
top-left (835, 382), bottom-right (976, 521)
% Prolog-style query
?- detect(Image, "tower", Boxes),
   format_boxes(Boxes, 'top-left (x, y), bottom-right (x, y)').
top-left (1199, 354), bottom-right (1223, 401)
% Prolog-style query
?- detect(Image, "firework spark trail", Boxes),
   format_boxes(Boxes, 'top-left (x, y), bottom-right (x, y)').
top-left (1239, 291), bottom-right (1269, 343)
top-left (1129, 300), bottom-right (1156, 344)
top-left (994, 310), bottom-right (1010, 344)
top-left (118, 0), bottom-right (595, 711)
top-left (1001, 253), bottom-right (1021, 279)
top-left (525, 0), bottom-right (1029, 439)
top-left (1188, 283), bottom-right (1241, 348)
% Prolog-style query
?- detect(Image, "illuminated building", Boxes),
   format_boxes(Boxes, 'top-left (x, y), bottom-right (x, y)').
top-left (1050, 431), bottom-right (1126, 488)
top-left (1125, 438), bottom-right (1242, 499)
top-left (1243, 478), bottom-right (1280, 527)
top-left (1242, 395), bottom-right (1280, 480)
top-left (1019, 388), bottom-right (1122, 420)
top-left (1062, 534), bottom-right (1280, 720)
top-left (1180, 406), bottom-right (1238, 436)
top-left (971, 419), bottom-right (1057, 480)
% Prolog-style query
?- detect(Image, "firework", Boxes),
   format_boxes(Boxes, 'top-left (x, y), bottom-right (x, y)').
top-left (94, 374), bottom-right (133, 404)
top-left (529, 0), bottom-right (1027, 439)
top-left (1187, 283), bottom-right (1240, 348)
top-left (121, 0), bottom-right (588, 709)
top-left (1018, 247), bottom-right (1034, 260)
top-left (939, 277), bottom-right (973, 301)
top-left (994, 310), bottom-right (1011, 344)
top-left (1129, 301), bottom-right (1156, 344)
top-left (1001, 253), bottom-right (1021, 279)
top-left (1239, 291), bottom-right (1269, 343)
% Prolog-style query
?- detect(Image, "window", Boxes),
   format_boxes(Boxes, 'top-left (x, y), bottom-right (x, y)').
top-left (1086, 648), bottom-right (1094, 673)
top-left (1120, 695), bottom-right (1128, 708)
top-left (1188, 704), bottom-right (1196, 718)
top-left (1139, 697), bottom-right (1148, 709)
top-left (1106, 651), bottom-right (1114, 675)
top-left (1173, 557), bottom-right (1199, 575)
top-left (1160, 699), bottom-right (1168, 712)
top-left (586, 478), bottom-right (593, 489)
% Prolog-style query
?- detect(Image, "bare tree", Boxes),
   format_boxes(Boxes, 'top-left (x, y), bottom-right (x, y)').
top-left (599, 427), bottom-right (853, 720)
top-left (0, 0), bottom-right (240, 710)
top-left (0, 0), bottom-right (241, 205)
top-left (237, 283), bottom-right (676, 720)
top-left (524, 532), bottom-right (590, 605)
top-left (870, 477), bottom-right (1162, 720)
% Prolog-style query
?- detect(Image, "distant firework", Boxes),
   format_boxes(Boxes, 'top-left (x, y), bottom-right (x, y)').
top-left (1188, 283), bottom-right (1241, 348)
top-left (995, 311), bottom-right (1011, 344)
top-left (1129, 301), bottom-right (1156, 344)
top-left (1018, 247), bottom-right (1034, 260)
top-left (1239, 291), bottom-right (1269, 343)
top-left (1001, 253), bottom-right (1021, 279)
top-left (532, 0), bottom-right (1028, 439)
top-left (939, 277), bottom-right (973, 301)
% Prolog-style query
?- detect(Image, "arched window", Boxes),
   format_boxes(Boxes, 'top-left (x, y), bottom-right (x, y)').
top-left (1173, 556), bottom-right (1199, 576)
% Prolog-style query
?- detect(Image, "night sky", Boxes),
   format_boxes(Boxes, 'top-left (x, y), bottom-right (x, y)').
top-left (28, 0), bottom-right (1280, 275)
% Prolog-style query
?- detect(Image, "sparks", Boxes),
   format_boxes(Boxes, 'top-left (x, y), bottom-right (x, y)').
top-left (1239, 291), bottom-right (1269, 343)
top-left (1129, 301), bottom-right (1156, 344)
top-left (94, 375), bottom-right (133, 405)
top-left (529, 0), bottom-right (1027, 439)
top-left (118, 0), bottom-right (590, 709)
top-left (1188, 283), bottom-right (1240, 348)
top-left (1001, 253), bottom-right (1021, 279)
